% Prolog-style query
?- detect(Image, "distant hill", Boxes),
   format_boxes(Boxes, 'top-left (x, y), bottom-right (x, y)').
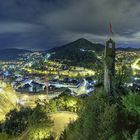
top-left (117, 47), bottom-right (140, 51)
top-left (0, 48), bottom-right (31, 60)
top-left (48, 38), bottom-right (104, 68)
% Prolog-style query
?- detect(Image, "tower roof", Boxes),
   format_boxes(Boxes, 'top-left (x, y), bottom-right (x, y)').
top-left (106, 38), bottom-right (115, 44)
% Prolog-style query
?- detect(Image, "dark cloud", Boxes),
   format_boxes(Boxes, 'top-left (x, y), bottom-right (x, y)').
top-left (0, 0), bottom-right (139, 50)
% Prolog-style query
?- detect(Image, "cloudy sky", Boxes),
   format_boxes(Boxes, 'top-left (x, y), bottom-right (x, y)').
top-left (0, 0), bottom-right (140, 50)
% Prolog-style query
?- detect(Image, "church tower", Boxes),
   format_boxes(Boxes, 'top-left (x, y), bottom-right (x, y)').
top-left (104, 24), bottom-right (116, 95)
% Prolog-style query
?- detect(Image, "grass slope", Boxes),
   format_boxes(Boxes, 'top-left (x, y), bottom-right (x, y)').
top-left (0, 83), bottom-right (18, 121)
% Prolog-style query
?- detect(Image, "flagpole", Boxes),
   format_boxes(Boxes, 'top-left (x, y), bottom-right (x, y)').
top-left (109, 22), bottom-right (114, 39)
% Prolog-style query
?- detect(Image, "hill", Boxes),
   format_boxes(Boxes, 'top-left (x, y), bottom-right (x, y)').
top-left (0, 48), bottom-right (31, 61)
top-left (48, 38), bottom-right (104, 68)
top-left (49, 38), bottom-right (104, 53)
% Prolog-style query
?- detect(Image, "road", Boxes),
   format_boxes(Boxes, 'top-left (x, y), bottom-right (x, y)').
top-left (132, 58), bottom-right (140, 71)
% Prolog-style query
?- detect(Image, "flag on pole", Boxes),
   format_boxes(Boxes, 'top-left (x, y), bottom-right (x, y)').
top-left (109, 22), bottom-right (114, 34)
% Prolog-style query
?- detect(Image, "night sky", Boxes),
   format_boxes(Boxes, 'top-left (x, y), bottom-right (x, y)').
top-left (0, 0), bottom-right (140, 50)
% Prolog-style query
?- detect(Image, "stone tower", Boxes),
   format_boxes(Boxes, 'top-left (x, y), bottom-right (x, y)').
top-left (104, 38), bottom-right (115, 94)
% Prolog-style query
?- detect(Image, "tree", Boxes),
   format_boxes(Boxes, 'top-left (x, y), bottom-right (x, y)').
top-left (0, 102), bottom-right (54, 139)
top-left (0, 133), bottom-right (14, 140)
top-left (54, 93), bottom-right (84, 113)
top-left (94, 60), bottom-right (104, 84)
top-left (122, 93), bottom-right (140, 115)
top-left (66, 89), bottom-right (117, 140)
top-left (28, 103), bottom-right (53, 140)
top-left (1, 108), bottom-right (33, 136)
top-left (115, 93), bottom-right (140, 138)
top-left (116, 59), bottom-right (133, 89)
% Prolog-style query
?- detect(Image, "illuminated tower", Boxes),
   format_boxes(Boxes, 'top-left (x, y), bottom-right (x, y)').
top-left (104, 23), bottom-right (116, 94)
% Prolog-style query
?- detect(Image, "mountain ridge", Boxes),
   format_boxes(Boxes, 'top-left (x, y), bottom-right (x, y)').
top-left (0, 38), bottom-right (139, 61)
top-left (0, 48), bottom-right (31, 60)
